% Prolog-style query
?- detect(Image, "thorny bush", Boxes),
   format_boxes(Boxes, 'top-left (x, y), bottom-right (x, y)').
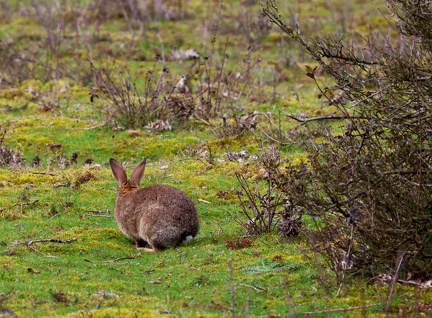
top-left (261, 0), bottom-right (432, 282)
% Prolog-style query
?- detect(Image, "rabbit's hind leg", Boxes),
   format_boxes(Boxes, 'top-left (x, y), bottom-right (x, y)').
top-left (134, 238), bottom-right (149, 248)
top-left (134, 238), bottom-right (155, 252)
top-left (137, 247), bottom-right (157, 252)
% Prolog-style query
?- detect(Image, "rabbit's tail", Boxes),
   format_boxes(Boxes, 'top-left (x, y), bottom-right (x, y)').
top-left (145, 227), bottom-right (184, 250)
top-left (182, 235), bottom-right (194, 244)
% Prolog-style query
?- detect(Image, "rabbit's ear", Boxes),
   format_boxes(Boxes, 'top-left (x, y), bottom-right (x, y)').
top-left (110, 158), bottom-right (127, 185)
top-left (130, 158), bottom-right (147, 186)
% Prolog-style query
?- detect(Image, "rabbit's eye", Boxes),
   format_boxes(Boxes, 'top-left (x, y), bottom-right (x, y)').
top-left (129, 181), bottom-right (139, 188)
top-left (120, 181), bottom-right (138, 195)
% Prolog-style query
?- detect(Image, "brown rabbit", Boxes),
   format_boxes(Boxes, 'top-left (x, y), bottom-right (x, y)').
top-left (109, 158), bottom-right (199, 252)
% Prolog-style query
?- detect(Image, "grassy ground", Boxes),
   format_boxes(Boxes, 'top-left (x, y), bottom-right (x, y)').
top-left (0, 0), bottom-right (431, 317)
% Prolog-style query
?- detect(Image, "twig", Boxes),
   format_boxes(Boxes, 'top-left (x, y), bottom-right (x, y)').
top-left (85, 209), bottom-right (111, 214)
top-left (102, 256), bottom-right (136, 263)
top-left (257, 125), bottom-right (290, 145)
top-left (283, 279), bottom-right (295, 316)
top-left (287, 114), bottom-right (367, 126)
top-left (369, 266), bottom-right (385, 307)
top-left (31, 172), bottom-right (56, 176)
top-left (82, 209), bottom-right (112, 218)
top-left (11, 200), bottom-right (39, 208)
top-left (193, 116), bottom-right (212, 126)
top-left (299, 303), bottom-right (380, 315)
top-left (26, 238), bottom-right (77, 258)
top-left (319, 192), bottom-right (365, 218)
top-left (350, 84), bottom-right (393, 107)
top-left (238, 283), bottom-right (267, 293)
top-left (385, 254), bottom-right (405, 312)
top-left (337, 224), bottom-right (354, 296)
top-left (197, 199), bottom-right (211, 204)
top-left (53, 183), bottom-right (70, 188)
top-left (68, 120), bottom-right (110, 131)
top-left (0, 290), bottom-right (17, 304)
top-left (245, 288), bottom-right (250, 318)
top-left (84, 256), bottom-right (136, 264)
top-left (48, 213), bottom-right (60, 220)
top-left (319, 52), bottom-right (379, 66)
top-left (229, 259), bottom-right (235, 318)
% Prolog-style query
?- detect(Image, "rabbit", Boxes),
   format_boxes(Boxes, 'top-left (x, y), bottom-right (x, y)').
top-left (109, 158), bottom-right (199, 252)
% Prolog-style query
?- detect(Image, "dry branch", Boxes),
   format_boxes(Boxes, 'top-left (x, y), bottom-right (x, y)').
top-left (82, 209), bottom-right (112, 218)
top-left (84, 256), bottom-right (137, 264)
top-left (83, 214), bottom-right (112, 218)
top-left (287, 114), bottom-right (349, 124)
top-left (11, 200), bottom-right (39, 208)
top-left (25, 238), bottom-right (77, 257)
top-left (31, 172), bottom-right (56, 176)
top-left (67, 120), bottom-right (111, 131)
top-left (238, 283), bottom-right (267, 293)
top-left (0, 290), bottom-right (17, 305)
top-left (300, 304), bottom-right (380, 315)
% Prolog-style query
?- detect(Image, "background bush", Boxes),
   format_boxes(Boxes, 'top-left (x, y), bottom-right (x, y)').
top-left (261, 0), bottom-right (432, 281)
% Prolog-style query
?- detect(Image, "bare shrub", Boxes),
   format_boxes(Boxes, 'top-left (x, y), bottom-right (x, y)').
top-left (92, 38), bottom-right (265, 131)
top-left (232, 145), bottom-right (302, 237)
top-left (0, 123), bottom-right (23, 167)
top-left (212, 111), bottom-right (259, 139)
top-left (261, 0), bottom-right (432, 283)
top-left (91, 60), bottom-right (202, 129)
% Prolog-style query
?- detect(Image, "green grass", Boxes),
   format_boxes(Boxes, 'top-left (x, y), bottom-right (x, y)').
top-left (0, 0), bottom-right (431, 317)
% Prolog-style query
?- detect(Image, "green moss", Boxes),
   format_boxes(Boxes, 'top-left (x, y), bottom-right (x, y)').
top-left (66, 307), bottom-right (170, 318)
top-left (0, 0), bottom-right (430, 317)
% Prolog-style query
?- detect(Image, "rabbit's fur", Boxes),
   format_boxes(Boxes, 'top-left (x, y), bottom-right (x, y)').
top-left (109, 158), bottom-right (199, 252)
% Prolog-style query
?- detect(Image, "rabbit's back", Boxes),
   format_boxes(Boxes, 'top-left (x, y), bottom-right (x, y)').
top-left (115, 184), bottom-right (199, 249)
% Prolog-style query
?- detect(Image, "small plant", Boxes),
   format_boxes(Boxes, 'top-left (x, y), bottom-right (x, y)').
top-left (212, 111), bottom-right (259, 139)
top-left (0, 123), bottom-right (23, 167)
top-left (91, 60), bottom-right (174, 129)
top-left (233, 145), bottom-right (302, 237)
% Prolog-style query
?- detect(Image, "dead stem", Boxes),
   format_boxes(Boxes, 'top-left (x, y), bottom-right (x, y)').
top-left (229, 259), bottom-right (235, 318)
top-left (300, 304), bottom-right (380, 315)
top-left (84, 256), bottom-right (137, 264)
top-left (11, 200), bottom-right (39, 208)
top-left (25, 238), bottom-right (77, 258)
top-left (31, 172), bottom-right (56, 176)
top-left (238, 283), bottom-right (267, 293)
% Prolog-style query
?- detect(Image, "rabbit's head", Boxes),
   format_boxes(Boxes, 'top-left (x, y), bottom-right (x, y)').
top-left (109, 158), bottom-right (146, 197)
